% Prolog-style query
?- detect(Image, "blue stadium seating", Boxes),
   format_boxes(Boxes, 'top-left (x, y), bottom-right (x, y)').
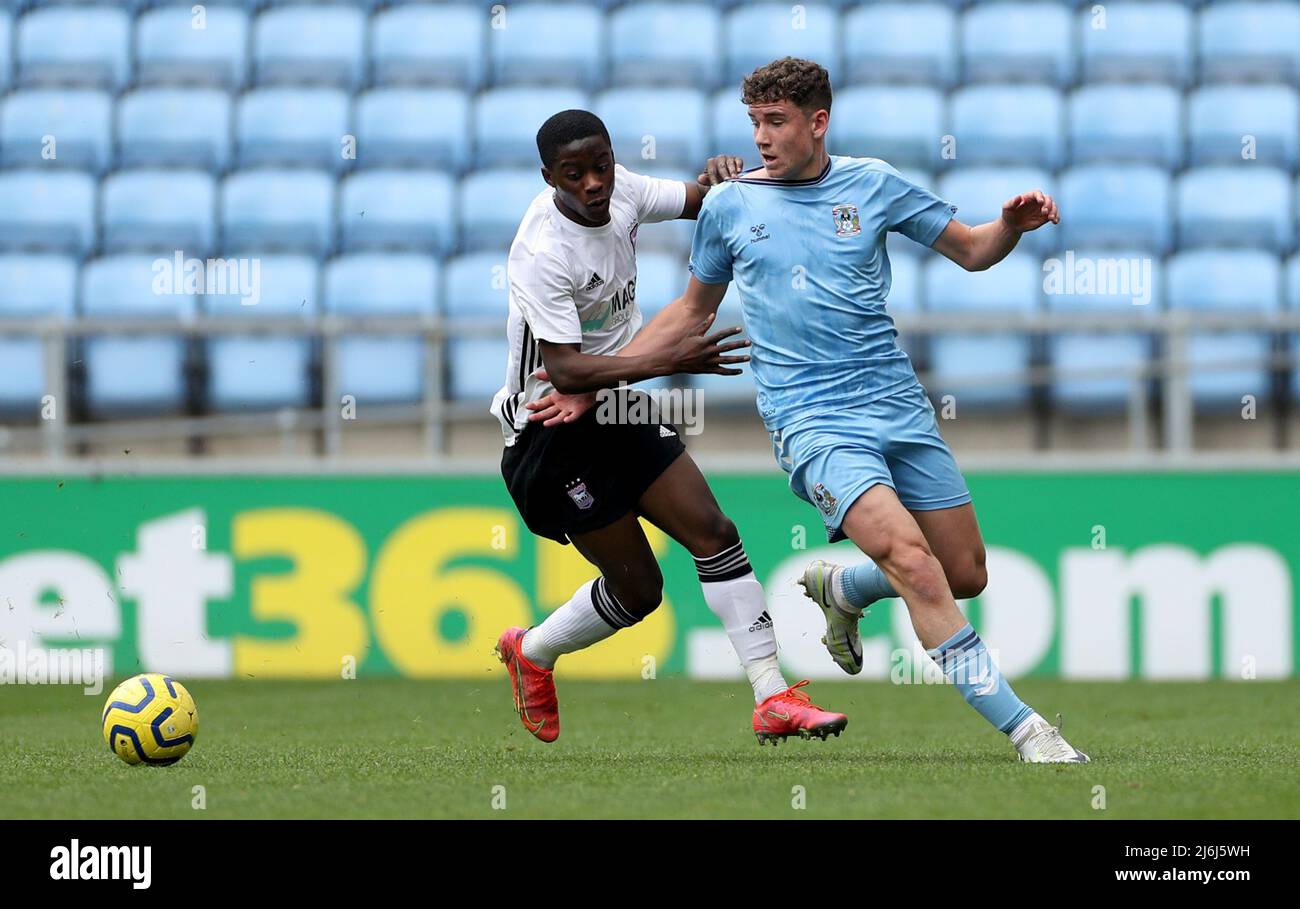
top-left (1187, 85), bottom-right (1299, 168)
top-left (961, 2), bottom-right (1074, 86)
top-left (17, 6), bottom-right (131, 90)
top-left (490, 4), bottom-right (604, 88)
top-left (221, 169), bottom-right (336, 254)
top-left (723, 4), bottom-right (841, 87)
top-left (116, 88), bottom-right (233, 171)
top-left (0, 170), bottom-right (96, 253)
top-left (206, 253), bottom-right (317, 410)
top-left (684, 282), bottom-right (756, 401)
top-left (338, 169), bottom-right (456, 253)
top-left (830, 86), bottom-right (944, 168)
top-left (1199, 1), bottom-right (1300, 82)
top-left (474, 87), bottom-right (589, 168)
top-left (1068, 84), bottom-right (1183, 168)
top-left (357, 88), bottom-right (472, 172)
top-left (442, 251), bottom-right (509, 401)
top-left (1167, 249), bottom-right (1282, 406)
top-left (324, 252), bottom-right (439, 403)
top-left (0, 253), bottom-right (77, 413)
top-left (608, 3), bottom-right (722, 88)
top-left (1288, 253), bottom-right (1300, 400)
top-left (634, 250), bottom-right (687, 319)
top-left (236, 88), bottom-right (351, 171)
top-left (710, 88), bottom-right (754, 161)
top-left (0, 13), bottom-right (11, 92)
top-left (1078, 1), bottom-right (1192, 85)
top-left (135, 3), bottom-right (249, 88)
top-left (80, 254), bottom-right (197, 415)
top-left (938, 166), bottom-right (1058, 254)
top-left (101, 169), bottom-right (217, 254)
top-left (924, 251), bottom-right (1041, 408)
top-left (1176, 167), bottom-right (1293, 251)
top-left (457, 169), bottom-right (544, 251)
top-left (252, 5), bottom-right (365, 87)
top-left (949, 84), bottom-right (1065, 169)
top-left (1059, 164), bottom-right (1173, 253)
top-left (884, 249), bottom-right (923, 361)
top-left (370, 3), bottom-right (486, 88)
top-left (1, 89), bottom-right (112, 172)
top-left (596, 88), bottom-right (708, 171)
top-left (842, 3), bottom-right (956, 87)
top-left (1044, 249), bottom-right (1161, 409)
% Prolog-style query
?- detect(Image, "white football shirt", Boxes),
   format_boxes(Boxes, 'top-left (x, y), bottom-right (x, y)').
top-left (490, 164), bottom-right (687, 445)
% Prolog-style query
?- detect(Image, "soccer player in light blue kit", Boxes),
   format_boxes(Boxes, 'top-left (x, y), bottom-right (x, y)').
top-left (646, 58), bottom-right (1088, 762)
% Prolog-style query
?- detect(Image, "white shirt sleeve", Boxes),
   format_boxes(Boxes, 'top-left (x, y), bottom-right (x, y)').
top-left (509, 249), bottom-right (582, 344)
top-left (617, 164), bottom-right (688, 224)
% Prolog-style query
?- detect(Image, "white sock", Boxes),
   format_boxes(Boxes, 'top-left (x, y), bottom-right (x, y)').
top-left (521, 578), bottom-right (635, 669)
top-left (695, 541), bottom-right (788, 702)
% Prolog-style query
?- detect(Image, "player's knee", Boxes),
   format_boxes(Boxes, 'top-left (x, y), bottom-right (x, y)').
top-left (690, 513), bottom-right (740, 560)
top-left (950, 555), bottom-right (988, 600)
top-left (606, 569), bottom-right (663, 621)
top-left (882, 540), bottom-right (947, 604)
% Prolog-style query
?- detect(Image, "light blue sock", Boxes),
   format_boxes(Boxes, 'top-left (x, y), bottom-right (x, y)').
top-left (927, 623), bottom-right (1034, 735)
top-left (839, 558), bottom-right (898, 609)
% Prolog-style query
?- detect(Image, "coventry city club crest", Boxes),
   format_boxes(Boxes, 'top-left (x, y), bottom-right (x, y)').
top-left (812, 483), bottom-right (838, 516)
top-left (566, 479), bottom-right (595, 510)
top-left (832, 203), bottom-right (861, 237)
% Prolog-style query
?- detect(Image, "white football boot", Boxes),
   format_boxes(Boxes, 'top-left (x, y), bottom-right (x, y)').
top-left (798, 560), bottom-right (864, 675)
top-left (1011, 712), bottom-right (1091, 763)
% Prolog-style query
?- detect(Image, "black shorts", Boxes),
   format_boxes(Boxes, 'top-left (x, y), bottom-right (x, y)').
top-left (501, 391), bottom-right (686, 545)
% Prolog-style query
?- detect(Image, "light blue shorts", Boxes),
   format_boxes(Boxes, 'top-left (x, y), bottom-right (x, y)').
top-left (769, 383), bottom-right (972, 542)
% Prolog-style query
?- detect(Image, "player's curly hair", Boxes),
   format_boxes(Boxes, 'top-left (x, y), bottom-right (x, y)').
top-left (741, 57), bottom-right (833, 113)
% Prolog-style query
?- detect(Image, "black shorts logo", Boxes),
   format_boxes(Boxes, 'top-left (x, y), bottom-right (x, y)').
top-left (566, 479), bottom-right (595, 510)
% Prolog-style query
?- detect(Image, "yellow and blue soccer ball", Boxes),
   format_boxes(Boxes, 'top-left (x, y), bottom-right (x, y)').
top-left (101, 673), bottom-right (198, 766)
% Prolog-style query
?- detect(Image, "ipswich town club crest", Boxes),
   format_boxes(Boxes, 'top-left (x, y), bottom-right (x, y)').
top-left (566, 479), bottom-right (595, 510)
top-left (812, 483), bottom-right (838, 516)
top-left (832, 203), bottom-right (861, 237)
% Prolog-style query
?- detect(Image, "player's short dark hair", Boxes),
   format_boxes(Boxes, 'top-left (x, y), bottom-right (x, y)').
top-left (741, 57), bottom-right (833, 114)
top-left (536, 109), bottom-right (612, 168)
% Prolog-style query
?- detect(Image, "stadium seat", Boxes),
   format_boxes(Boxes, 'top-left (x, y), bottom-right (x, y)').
top-left (206, 254), bottom-right (318, 411)
top-left (1, 89), bottom-right (112, 172)
top-left (324, 253), bottom-right (439, 404)
top-left (116, 88), bottom-right (233, 171)
top-left (830, 86), bottom-right (944, 169)
top-left (710, 88), bottom-right (756, 161)
top-left (1287, 254), bottom-right (1300, 401)
top-left (0, 170), bottom-right (96, 254)
top-left (1068, 84), bottom-right (1183, 168)
top-left (221, 169), bottom-right (335, 254)
top-left (1044, 248), bottom-right (1161, 410)
top-left (443, 251), bottom-right (508, 320)
top-left (1059, 165), bottom-right (1173, 254)
top-left (338, 170), bottom-right (456, 254)
top-left (961, 2), bottom-right (1074, 85)
top-left (1176, 167), bottom-right (1293, 252)
top-left (458, 168), bottom-right (545, 251)
top-left (438, 252), bottom-right (509, 403)
top-left (1199, 1), bottom-right (1300, 83)
top-left (236, 88), bottom-right (351, 171)
top-left (596, 88), bottom-right (708, 171)
top-left (1078, 1), bottom-right (1192, 85)
top-left (0, 13), bottom-right (11, 93)
top-left (356, 88), bottom-right (471, 171)
top-left (608, 3), bottom-right (722, 89)
top-left (17, 6), bottom-right (131, 90)
top-left (722, 4), bottom-right (841, 88)
top-left (0, 254), bottom-right (77, 415)
top-left (883, 249), bottom-right (923, 362)
top-left (1187, 85), bottom-right (1298, 168)
top-left (924, 252), bottom-right (1040, 408)
top-left (371, 3), bottom-right (486, 89)
top-left (80, 255), bottom-right (197, 415)
top-left (474, 87), bottom-right (589, 168)
top-left (489, 4), bottom-right (604, 88)
top-left (842, 3), bottom-right (956, 87)
top-left (252, 5), bottom-right (365, 87)
top-left (949, 85), bottom-right (1065, 169)
top-left (937, 167), bottom-right (1058, 254)
top-left (101, 169), bottom-right (217, 254)
top-left (635, 250), bottom-right (688, 320)
top-left (1166, 249), bottom-right (1281, 407)
top-left (135, 4), bottom-right (249, 88)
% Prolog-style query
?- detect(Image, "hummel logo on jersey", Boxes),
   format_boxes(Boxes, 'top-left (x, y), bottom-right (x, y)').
top-left (582, 272), bottom-right (605, 292)
top-left (749, 610), bottom-right (773, 632)
top-left (659, 425), bottom-right (676, 438)
top-left (749, 223), bottom-right (770, 244)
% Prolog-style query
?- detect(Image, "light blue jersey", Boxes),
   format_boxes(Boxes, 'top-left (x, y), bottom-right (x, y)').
top-left (689, 155), bottom-right (956, 432)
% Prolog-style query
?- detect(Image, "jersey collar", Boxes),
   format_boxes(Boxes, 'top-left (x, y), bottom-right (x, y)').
top-left (734, 155), bottom-right (833, 187)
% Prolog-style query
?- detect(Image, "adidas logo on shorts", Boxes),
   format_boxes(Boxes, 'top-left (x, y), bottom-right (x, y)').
top-left (749, 610), bottom-right (773, 632)
top-left (582, 272), bottom-right (605, 292)
top-left (659, 425), bottom-right (676, 438)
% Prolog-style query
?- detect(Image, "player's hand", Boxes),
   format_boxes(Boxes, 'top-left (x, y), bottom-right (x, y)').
top-left (670, 312), bottom-right (751, 376)
top-left (1001, 190), bottom-right (1059, 233)
top-left (526, 369), bottom-right (598, 425)
top-left (698, 155), bottom-right (744, 186)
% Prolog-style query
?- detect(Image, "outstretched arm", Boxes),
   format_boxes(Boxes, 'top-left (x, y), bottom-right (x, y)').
top-left (932, 190), bottom-right (1059, 272)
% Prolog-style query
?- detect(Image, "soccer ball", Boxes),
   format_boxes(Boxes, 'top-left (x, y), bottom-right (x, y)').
top-left (101, 673), bottom-right (199, 766)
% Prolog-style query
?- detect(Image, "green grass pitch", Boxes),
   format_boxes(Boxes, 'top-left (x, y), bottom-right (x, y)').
top-left (3, 678), bottom-right (1297, 819)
